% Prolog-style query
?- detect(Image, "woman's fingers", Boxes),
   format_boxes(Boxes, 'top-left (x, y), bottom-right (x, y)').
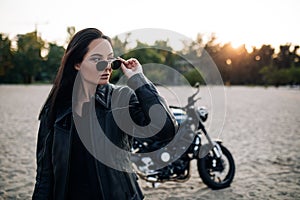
top-left (117, 57), bottom-right (143, 79)
top-left (117, 57), bottom-right (139, 69)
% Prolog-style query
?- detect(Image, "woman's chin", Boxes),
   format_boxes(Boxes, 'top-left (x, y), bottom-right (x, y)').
top-left (98, 79), bottom-right (110, 85)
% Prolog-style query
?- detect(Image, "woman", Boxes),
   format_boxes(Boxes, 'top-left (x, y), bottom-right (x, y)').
top-left (32, 28), bottom-right (177, 199)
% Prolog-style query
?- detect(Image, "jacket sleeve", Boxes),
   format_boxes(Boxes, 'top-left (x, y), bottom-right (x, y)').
top-left (127, 73), bottom-right (178, 146)
top-left (32, 106), bottom-right (53, 200)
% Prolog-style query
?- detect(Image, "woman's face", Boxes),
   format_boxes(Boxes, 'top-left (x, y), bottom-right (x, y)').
top-left (76, 38), bottom-right (114, 85)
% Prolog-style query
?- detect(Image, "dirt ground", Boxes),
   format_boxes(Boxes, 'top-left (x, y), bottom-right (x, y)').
top-left (0, 85), bottom-right (299, 199)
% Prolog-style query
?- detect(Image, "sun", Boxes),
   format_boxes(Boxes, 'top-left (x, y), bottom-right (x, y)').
top-left (220, 31), bottom-right (265, 53)
top-left (230, 40), bottom-right (244, 49)
top-left (219, 33), bottom-right (252, 52)
top-left (229, 40), bottom-right (255, 53)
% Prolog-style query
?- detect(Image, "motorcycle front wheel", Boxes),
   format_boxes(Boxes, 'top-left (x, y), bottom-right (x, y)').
top-left (197, 144), bottom-right (235, 189)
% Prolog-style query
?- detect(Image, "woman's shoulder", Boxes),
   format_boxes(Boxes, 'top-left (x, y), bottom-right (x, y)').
top-left (109, 83), bottom-right (133, 93)
top-left (55, 103), bottom-right (72, 123)
top-left (109, 83), bottom-right (135, 99)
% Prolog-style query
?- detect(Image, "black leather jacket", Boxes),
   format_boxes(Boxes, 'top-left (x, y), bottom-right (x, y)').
top-left (32, 74), bottom-right (177, 200)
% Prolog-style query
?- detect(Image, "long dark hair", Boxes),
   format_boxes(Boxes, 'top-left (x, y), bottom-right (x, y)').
top-left (40, 28), bottom-right (111, 128)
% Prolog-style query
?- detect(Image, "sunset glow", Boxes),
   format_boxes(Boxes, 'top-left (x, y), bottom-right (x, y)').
top-left (0, 0), bottom-right (299, 50)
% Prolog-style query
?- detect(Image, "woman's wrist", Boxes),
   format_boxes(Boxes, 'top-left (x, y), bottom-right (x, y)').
top-left (127, 73), bottom-right (150, 90)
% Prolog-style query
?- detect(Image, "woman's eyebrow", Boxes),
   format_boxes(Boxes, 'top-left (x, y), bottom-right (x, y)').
top-left (89, 53), bottom-right (114, 57)
top-left (90, 53), bottom-right (103, 57)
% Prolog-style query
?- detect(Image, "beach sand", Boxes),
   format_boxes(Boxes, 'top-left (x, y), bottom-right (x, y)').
top-left (0, 85), bottom-right (299, 199)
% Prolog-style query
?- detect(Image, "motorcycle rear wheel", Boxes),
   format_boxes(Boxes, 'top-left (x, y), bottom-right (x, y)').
top-left (197, 144), bottom-right (235, 189)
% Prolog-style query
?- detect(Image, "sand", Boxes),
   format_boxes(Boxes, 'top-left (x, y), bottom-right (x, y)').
top-left (0, 85), bottom-right (299, 199)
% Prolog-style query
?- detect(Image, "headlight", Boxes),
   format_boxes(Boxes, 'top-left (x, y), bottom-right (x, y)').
top-left (197, 106), bottom-right (208, 122)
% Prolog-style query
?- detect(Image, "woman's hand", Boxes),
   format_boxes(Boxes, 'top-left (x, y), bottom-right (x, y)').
top-left (118, 57), bottom-right (143, 79)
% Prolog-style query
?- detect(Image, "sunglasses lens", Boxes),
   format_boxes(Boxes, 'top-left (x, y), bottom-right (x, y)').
top-left (111, 60), bottom-right (122, 70)
top-left (96, 61), bottom-right (108, 71)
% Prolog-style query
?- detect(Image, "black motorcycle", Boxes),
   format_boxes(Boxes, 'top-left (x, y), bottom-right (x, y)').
top-left (131, 83), bottom-right (235, 189)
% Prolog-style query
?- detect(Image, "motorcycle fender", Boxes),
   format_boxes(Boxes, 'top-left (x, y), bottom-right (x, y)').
top-left (198, 143), bottom-right (213, 158)
top-left (214, 139), bottom-right (223, 144)
top-left (198, 140), bottom-right (222, 159)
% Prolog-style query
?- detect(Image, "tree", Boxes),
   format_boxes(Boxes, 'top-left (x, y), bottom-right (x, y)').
top-left (110, 34), bottom-right (130, 83)
top-left (120, 41), bottom-right (165, 83)
top-left (66, 26), bottom-right (76, 45)
top-left (0, 34), bottom-right (14, 83)
top-left (274, 44), bottom-right (292, 69)
top-left (41, 43), bottom-right (65, 82)
top-left (12, 31), bottom-right (44, 83)
top-left (250, 45), bottom-right (274, 85)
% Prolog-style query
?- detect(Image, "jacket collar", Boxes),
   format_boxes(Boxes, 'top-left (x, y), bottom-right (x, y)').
top-left (95, 84), bottom-right (113, 109)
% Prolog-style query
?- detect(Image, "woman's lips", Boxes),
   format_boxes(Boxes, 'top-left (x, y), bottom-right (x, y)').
top-left (100, 73), bottom-right (110, 79)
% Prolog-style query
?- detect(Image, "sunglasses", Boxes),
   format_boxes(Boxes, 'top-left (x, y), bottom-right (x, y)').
top-left (96, 59), bottom-right (122, 71)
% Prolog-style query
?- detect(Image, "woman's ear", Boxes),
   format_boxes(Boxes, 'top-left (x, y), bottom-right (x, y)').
top-left (74, 64), bottom-right (80, 71)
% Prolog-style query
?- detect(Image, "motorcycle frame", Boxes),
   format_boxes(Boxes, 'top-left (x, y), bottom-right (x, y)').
top-left (132, 83), bottom-right (224, 183)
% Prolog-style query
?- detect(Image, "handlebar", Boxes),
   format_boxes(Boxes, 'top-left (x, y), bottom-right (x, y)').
top-left (190, 82), bottom-right (200, 99)
top-left (170, 82), bottom-right (201, 110)
top-left (185, 97), bottom-right (201, 109)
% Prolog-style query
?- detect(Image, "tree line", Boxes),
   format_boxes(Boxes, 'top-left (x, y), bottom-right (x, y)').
top-left (0, 28), bottom-right (299, 86)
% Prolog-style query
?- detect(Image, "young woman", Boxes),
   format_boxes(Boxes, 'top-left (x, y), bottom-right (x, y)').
top-left (32, 28), bottom-right (177, 199)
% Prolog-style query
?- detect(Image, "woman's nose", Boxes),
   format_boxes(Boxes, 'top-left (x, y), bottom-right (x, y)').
top-left (104, 64), bottom-right (112, 71)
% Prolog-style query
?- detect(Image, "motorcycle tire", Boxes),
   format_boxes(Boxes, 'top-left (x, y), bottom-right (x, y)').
top-left (197, 144), bottom-right (235, 190)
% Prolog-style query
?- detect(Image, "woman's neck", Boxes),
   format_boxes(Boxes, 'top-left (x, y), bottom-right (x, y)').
top-left (73, 74), bottom-right (102, 116)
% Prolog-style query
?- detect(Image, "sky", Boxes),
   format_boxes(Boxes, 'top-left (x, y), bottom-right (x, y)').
top-left (0, 0), bottom-right (299, 51)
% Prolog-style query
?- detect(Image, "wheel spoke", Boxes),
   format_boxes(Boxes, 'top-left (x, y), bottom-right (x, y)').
top-left (197, 144), bottom-right (235, 189)
top-left (216, 174), bottom-right (222, 182)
